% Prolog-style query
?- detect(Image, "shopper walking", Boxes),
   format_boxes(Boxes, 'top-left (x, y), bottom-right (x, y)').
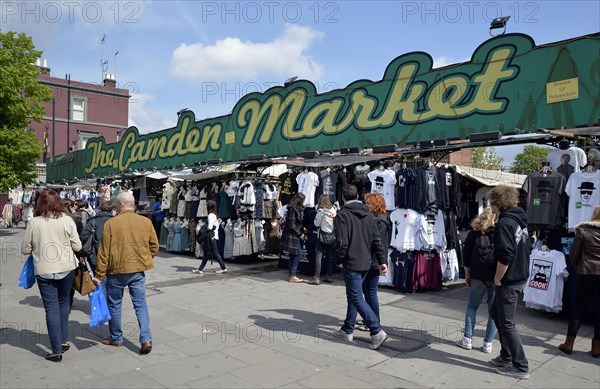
top-left (21, 189), bottom-right (82, 362)
top-left (488, 185), bottom-right (531, 379)
top-left (311, 194), bottom-right (337, 285)
top-left (456, 207), bottom-right (497, 353)
top-left (280, 193), bottom-right (307, 283)
top-left (558, 204), bottom-right (600, 358)
top-left (333, 185), bottom-right (388, 350)
top-left (193, 200), bottom-right (227, 274)
top-left (79, 200), bottom-right (116, 273)
top-left (93, 191), bottom-right (159, 354)
top-left (151, 198), bottom-right (164, 240)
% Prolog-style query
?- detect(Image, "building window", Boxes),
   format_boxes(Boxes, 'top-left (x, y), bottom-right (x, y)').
top-left (72, 97), bottom-right (86, 121)
top-left (77, 130), bottom-right (100, 151)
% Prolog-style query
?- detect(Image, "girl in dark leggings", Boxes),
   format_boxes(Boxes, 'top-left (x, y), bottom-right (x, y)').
top-left (193, 200), bottom-right (227, 274)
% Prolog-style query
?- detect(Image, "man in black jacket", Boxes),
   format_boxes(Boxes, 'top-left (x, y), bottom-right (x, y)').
top-left (333, 185), bottom-right (388, 350)
top-left (488, 185), bottom-right (531, 379)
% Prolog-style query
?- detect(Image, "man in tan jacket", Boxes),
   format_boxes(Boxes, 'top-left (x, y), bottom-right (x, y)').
top-left (94, 191), bottom-right (159, 354)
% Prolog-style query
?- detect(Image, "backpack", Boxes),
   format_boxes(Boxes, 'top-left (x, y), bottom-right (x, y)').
top-left (474, 232), bottom-right (495, 279)
top-left (196, 223), bottom-right (212, 250)
top-left (318, 227), bottom-right (335, 245)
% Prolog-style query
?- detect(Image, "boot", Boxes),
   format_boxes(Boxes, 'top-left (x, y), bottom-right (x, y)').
top-left (592, 339), bottom-right (600, 358)
top-left (308, 276), bottom-right (320, 285)
top-left (558, 336), bottom-right (576, 354)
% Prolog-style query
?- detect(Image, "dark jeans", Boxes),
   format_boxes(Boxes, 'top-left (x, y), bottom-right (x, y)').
top-left (341, 267), bottom-right (382, 336)
top-left (567, 274), bottom-right (600, 340)
top-left (490, 282), bottom-right (529, 372)
top-left (362, 268), bottom-right (381, 321)
top-left (199, 239), bottom-right (226, 271)
top-left (289, 245), bottom-right (302, 277)
top-left (314, 242), bottom-right (333, 278)
top-left (37, 270), bottom-right (76, 354)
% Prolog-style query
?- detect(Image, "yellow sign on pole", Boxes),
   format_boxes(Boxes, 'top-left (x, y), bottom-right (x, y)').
top-left (225, 132), bottom-right (235, 144)
top-left (547, 77), bottom-right (579, 104)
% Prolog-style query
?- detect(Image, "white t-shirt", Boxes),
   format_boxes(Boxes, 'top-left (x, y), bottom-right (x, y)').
top-left (367, 169), bottom-right (397, 210)
top-left (296, 171), bottom-right (320, 208)
top-left (523, 249), bottom-right (569, 313)
top-left (547, 147), bottom-right (587, 172)
top-left (207, 213), bottom-right (220, 240)
top-left (475, 186), bottom-right (492, 214)
top-left (389, 208), bottom-right (419, 252)
top-left (378, 249), bottom-right (394, 286)
top-left (565, 170), bottom-right (600, 229)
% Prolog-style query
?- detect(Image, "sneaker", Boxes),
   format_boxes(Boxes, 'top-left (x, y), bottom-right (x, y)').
top-left (192, 269), bottom-right (203, 274)
top-left (288, 276), bottom-right (303, 283)
top-left (495, 366), bottom-right (529, 379)
top-left (370, 330), bottom-right (388, 350)
top-left (482, 341), bottom-right (493, 354)
top-left (490, 355), bottom-right (512, 368)
top-left (216, 269), bottom-right (227, 274)
top-left (332, 329), bottom-right (353, 342)
top-left (456, 336), bottom-right (473, 350)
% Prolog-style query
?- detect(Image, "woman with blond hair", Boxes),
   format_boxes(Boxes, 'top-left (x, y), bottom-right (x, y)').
top-left (456, 207), bottom-right (497, 353)
top-left (559, 204), bottom-right (600, 358)
top-left (311, 194), bottom-right (337, 285)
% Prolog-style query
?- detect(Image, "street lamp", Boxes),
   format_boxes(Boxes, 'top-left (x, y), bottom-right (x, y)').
top-left (489, 16), bottom-right (510, 36)
top-left (177, 108), bottom-right (189, 117)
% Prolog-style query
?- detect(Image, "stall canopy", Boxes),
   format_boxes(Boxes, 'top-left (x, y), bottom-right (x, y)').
top-left (455, 166), bottom-right (527, 188)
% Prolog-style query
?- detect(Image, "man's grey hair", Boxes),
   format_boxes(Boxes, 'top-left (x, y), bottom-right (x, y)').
top-left (117, 191), bottom-right (135, 208)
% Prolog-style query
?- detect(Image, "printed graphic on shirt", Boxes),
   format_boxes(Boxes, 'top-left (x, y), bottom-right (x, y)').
top-left (577, 181), bottom-right (596, 207)
top-left (535, 180), bottom-right (553, 205)
top-left (374, 176), bottom-right (385, 193)
top-left (529, 258), bottom-right (553, 291)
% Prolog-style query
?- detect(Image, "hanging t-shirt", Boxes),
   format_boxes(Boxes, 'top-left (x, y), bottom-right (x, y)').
top-left (547, 147), bottom-right (587, 173)
top-left (378, 249), bottom-right (394, 286)
top-left (523, 249), bottom-right (569, 313)
top-left (522, 171), bottom-right (566, 227)
top-left (279, 172), bottom-right (298, 204)
top-left (296, 171), bottom-right (320, 208)
top-left (475, 186), bottom-right (492, 214)
top-left (396, 167), bottom-right (417, 209)
top-left (389, 208), bottom-right (419, 252)
top-left (368, 169), bottom-right (397, 210)
top-left (319, 170), bottom-right (339, 203)
top-left (565, 170), bottom-right (600, 229)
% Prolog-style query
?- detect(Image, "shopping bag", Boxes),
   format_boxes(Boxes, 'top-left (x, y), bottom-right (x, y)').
top-left (18, 254), bottom-right (36, 289)
top-left (89, 284), bottom-right (111, 327)
top-left (72, 262), bottom-right (95, 296)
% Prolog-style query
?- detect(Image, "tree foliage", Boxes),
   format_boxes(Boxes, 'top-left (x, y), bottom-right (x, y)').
top-left (472, 147), bottom-right (504, 170)
top-left (0, 32), bottom-right (52, 192)
top-left (510, 145), bottom-right (551, 175)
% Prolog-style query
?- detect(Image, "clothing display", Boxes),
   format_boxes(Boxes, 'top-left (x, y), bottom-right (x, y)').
top-left (547, 146), bottom-right (587, 175)
top-left (278, 171), bottom-right (298, 205)
top-left (565, 169), bottom-right (600, 229)
top-left (523, 249), bottom-right (569, 312)
top-left (522, 171), bottom-right (566, 227)
top-left (367, 168), bottom-right (397, 211)
top-left (296, 171), bottom-right (320, 208)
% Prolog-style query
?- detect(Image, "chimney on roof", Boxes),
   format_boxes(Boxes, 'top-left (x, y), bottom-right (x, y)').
top-left (37, 58), bottom-right (51, 76)
top-left (103, 73), bottom-right (116, 87)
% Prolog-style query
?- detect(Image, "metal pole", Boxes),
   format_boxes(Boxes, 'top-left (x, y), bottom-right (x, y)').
top-left (52, 98), bottom-right (56, 157)
top-left (66, 74), bottom-right (71, 153)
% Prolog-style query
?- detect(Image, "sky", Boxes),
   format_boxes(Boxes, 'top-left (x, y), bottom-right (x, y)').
top-left (2, 0), bottom-right (599, 167)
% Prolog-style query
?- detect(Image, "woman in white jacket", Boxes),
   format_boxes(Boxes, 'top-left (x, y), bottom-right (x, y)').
top-left (311, 195), bottom-right (337, 285)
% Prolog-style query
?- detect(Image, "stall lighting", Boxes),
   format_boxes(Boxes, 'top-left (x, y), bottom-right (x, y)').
top-left (339, 147), bottom-right (361, 154)
top-left (489, 16), bottom-right (510, 36)
top-left (299, 151), bottom-right (320, 159)
top-left (372, 144), bottom-right (397, 154)
top-left (284, 76), bottom-right (298, 88)
top-left (469, 131), bottom-right (502, 143)
top-left (248, 154), bottom-right (267, 161)
top-left (177, 108), bottom-right (189, 117)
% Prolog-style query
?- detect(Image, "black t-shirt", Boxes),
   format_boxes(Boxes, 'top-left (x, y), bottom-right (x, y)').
top-left (279, 172), bottom-right (298, 204)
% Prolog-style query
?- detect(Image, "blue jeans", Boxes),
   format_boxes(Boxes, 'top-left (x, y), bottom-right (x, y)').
top-left (490, 282), bottom-right (529, 372)
top-left (199, 239), bottom-right (226, 270)
top-left (36, 270), bottom-right (75, 354)
top-left (289, 245), bottom-right (302, 277)
top-left (106, 272), bottom-right (152, 344)
top-left (464, 279), bottom-right (497, 342)
top-left (341, 268), bottom-right (382, 336)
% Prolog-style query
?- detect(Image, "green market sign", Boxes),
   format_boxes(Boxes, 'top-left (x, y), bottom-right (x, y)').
top-left (48, 33), bottom-right (600, 181)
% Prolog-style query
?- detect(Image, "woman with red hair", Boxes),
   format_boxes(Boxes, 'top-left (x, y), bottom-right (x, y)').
top-left (21, 190), bottom-right (82, 362)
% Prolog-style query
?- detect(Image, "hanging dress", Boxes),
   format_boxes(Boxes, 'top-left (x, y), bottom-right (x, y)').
top-left (172, 221), bottom-right (182, 252)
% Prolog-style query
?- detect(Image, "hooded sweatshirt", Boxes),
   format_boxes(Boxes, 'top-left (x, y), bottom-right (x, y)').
top-left (334, 200), bottom-right (385, 271)
top-left (494, 207), bottom-right (531, 285)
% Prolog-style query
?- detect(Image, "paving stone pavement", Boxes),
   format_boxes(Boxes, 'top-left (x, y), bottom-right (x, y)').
top-left (1, 226), bottom-right (599, 388)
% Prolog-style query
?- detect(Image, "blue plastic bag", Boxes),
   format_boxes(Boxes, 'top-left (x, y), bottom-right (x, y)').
top-left (89, 284), bottom-right (111, 327)
top-left (18, 254), bottom-right (36, 289)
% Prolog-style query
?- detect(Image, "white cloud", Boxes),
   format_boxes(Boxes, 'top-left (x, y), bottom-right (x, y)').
top-left (128, 93), bottom-right (174, 134)
top-left (169, 24), bottom-right (324, 83)
top-left (432, 55), bottom-right (470, 68)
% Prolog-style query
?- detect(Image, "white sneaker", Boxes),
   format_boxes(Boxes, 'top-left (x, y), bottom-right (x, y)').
top-left (482, 341), bottom-right (493, 353)
top-left (370, 330), bottom-right (388, 350)
top-left (332, 329), bottom-right (353, 342)
top-left (456, 336), bottom-right (472, 350)
top-left (216, 269), bottom-right (227, 274)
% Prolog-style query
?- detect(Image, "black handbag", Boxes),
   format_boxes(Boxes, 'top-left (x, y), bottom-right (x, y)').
top-left (318, 228), bottom-right (335, 245)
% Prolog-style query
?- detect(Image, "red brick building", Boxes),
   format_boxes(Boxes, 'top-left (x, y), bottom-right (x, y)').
top-left (30, 62), bottom-right (130, 164)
